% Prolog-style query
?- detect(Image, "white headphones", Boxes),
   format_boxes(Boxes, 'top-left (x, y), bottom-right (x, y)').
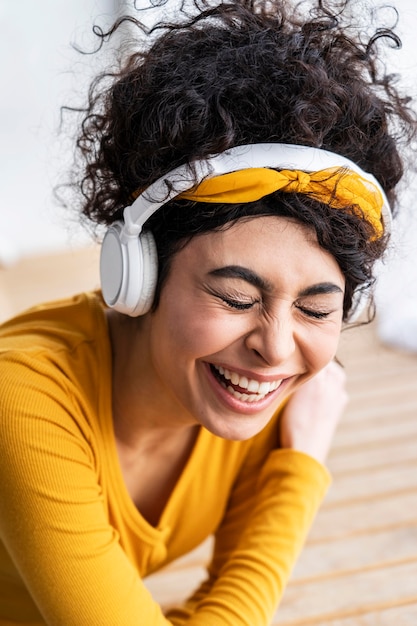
top-left (100, 142), bottom-right (391, 318)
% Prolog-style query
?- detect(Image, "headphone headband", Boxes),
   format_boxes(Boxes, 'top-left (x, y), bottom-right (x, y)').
top-left (100, 142), bottom-right (391, 317)
top-left (124, 143), bottom-right (391, 237)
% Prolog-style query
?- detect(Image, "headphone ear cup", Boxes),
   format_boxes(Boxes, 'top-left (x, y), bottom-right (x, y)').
top-left (131, 230), bottom-right (158, 316)
top-left (100, 221), bottom-right (127, 312)
top-left (100, 222), bottom-right (158, 316)
top-left (347, 285), bottom-right (370, 323)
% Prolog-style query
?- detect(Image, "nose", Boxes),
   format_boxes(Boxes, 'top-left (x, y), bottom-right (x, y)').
top-left (245, 310), bottom-right (297, 366)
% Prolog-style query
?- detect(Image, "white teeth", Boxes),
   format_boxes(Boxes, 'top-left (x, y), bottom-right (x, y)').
top-left (214, 365), bottom-right (282, 403)
top-left (259, 381), bottom-right (272, 395)
top-left (247, 379), bottom-right (260, 393)
top-left (231, 371), bottom-right (240, 385)
top-left (240, 376), bottom-right (249, 389)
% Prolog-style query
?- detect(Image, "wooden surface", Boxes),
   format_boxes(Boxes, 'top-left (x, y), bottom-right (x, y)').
top-left (1, 246), bottom-right (417, 624)
top-left (0, 246), bottom-right (101, 321)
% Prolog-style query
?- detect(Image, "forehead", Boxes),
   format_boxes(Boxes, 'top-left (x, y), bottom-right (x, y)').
top-left (174, 215), bottom-right (345, 289)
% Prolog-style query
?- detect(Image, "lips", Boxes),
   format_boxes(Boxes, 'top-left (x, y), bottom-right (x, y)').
top-left (211, 364), bottom-right (283, 403)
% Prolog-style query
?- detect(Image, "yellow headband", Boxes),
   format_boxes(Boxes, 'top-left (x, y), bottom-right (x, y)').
top-left (177, 166), bottom-right (384, 238)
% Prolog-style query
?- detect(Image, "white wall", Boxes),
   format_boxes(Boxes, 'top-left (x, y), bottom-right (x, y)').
top-left (0, 0), bottom-right (118, 263)
top-left (370, 2), bottom-right (417, 350)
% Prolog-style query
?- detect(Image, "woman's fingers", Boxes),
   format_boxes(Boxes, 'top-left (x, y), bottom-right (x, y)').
top-left (280, 361), bottom-right (349, 464)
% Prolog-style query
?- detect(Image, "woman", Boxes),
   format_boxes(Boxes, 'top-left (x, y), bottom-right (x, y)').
top-left (0, 1), bottom-right (415, 624)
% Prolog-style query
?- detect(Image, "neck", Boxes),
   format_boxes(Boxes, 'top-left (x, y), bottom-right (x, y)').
top-left (106, 309), bottom-right (197, 450)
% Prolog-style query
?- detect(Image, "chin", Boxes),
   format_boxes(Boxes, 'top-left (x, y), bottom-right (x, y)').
top-left (200, 410), bottom-right (274, 442)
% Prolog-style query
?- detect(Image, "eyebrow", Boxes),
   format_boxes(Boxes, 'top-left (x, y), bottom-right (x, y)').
top-left (298, 283), bottom-right (344, 297)
top-left (208, 266), bottom-right (273, 291)
top-left (208, 266), bottom-right (343, 296)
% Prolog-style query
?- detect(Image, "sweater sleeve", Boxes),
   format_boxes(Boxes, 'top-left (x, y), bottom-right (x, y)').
top-left (0, 352), bottom-right (173, 626)
top-left (167, 449), bottom-right (330, 626)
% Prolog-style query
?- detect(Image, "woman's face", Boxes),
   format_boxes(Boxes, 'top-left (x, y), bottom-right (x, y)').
top-left (146, 215), bottom-right (345, 440)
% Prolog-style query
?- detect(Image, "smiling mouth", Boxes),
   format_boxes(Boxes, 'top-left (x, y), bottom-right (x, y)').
top-left (210, 364), bottom-right (283, 403)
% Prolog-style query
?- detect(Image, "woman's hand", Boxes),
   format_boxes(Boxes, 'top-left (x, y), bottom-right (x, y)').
top-left (279, 361), bottom-right (348, 465)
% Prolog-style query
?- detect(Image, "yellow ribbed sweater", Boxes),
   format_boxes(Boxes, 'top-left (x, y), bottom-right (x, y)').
top-left (0, 292), bottom-right (330, 625)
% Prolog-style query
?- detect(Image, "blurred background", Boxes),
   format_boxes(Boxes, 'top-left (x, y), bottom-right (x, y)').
top-left (0, 0), bottom-right (417, 350)
top-left (1, 4), bottom-right (417, 622)
top-left (0, 0), bottom-right (119, 262)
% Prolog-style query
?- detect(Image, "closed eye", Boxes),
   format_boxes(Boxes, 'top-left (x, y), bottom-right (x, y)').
top-left (221, 296), bottom-right (258, 310)
top-left (204, 283), bottom-right (260, 311)
top-left (296, 305), bottom-right (332, 319)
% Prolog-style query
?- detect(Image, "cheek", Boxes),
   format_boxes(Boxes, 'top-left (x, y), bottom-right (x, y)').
top-left (301, 326), bottom-right (341, 372)
top-left (155, 295), bottom-right (249, 360)
top-left (177, 314), bottom-right (246, 357)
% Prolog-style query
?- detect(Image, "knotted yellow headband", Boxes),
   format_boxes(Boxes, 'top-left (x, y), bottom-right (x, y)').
top-left (176, 166), bottom-right (384, 238)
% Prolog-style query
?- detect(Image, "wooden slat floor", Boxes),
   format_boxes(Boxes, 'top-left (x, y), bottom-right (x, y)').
top-left (1, 246), bottom-right (417, 625)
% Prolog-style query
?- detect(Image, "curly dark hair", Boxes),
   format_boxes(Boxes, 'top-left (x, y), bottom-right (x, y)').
top-left (65, 0), bottom-right (417, 318)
